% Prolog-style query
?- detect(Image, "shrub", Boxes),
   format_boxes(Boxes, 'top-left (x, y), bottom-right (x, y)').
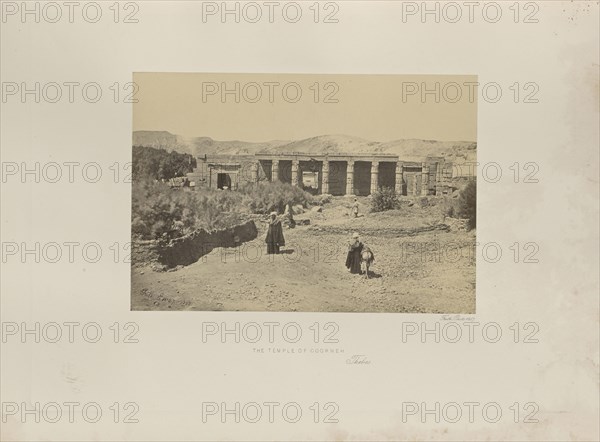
top-left (132, 180), bottom-right (245, 240)
top-left (371, 187), bottom-right (399, 212)
top-left (132, 180), bottom-right (315, 240)
top-left (238, 181), bottom-right (313, 214)
top-left (132, 145), bottom-right (196, 181)
top-left (457, 179), bottom-right (476, 229)
top-left (443, 197), bottom-right (459, 218)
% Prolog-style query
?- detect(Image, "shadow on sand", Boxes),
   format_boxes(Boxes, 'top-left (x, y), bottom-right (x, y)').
top-left (278, 249), bottom-right (295, 255)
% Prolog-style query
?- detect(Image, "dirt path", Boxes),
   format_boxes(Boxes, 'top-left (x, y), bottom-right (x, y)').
top-left (131, 199), bottom-right (476, 313)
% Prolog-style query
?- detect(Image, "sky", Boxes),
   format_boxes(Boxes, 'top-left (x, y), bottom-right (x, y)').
top-left (133, 73), bottom-right (477, 143)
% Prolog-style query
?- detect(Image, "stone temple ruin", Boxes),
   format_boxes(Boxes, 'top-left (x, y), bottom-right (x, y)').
top-left (186, 152), bottom-right (453, 196)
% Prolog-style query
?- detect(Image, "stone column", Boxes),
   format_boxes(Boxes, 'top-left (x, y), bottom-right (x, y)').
top-left (291, 160), bottom-right (299, 186)
top-left (370, 161), bottom-right (379, 195)
top-left (412, 174), bottom-right (419, 196)
top-left (395, 162), bottom-right (404, 195)
top-left (421, 162), bottom-right (429, 196)
top-left (251, 162), bottom-right (259, 183)
top-left (346, 160), bottom-right (354, 196)
top-left (321, 161), bottom-right (329, 194)
top-left (271, 159), bottom-right (279, 182)
top-left (435, 162), bottom-right (443, 195)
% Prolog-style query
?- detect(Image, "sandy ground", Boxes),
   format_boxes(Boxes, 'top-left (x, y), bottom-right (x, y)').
top-left (131, 197), bottom-right (476, 313)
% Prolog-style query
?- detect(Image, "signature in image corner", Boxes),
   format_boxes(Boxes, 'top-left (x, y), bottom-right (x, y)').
top-left (346, 354), bottom-right (371, 365)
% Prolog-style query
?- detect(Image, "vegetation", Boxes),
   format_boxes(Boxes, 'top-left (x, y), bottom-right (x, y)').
top-left (132, 180), bottom-right (313, 240)
top-left (457, 179), bottom-right (476, 229)
top-left (132, 146), bottom-right (196, 181)
top-left (238, 181), bottom-right (313, 214)
top-left (370, 186), bottom-right (399, 212)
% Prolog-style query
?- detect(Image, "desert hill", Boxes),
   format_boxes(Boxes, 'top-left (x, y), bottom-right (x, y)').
top-left (133, 131), bottom-right (476, 164)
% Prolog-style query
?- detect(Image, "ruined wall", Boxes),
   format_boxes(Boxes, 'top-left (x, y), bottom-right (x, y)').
top-left (186, 161), bottom-right (209, 187)
top-left (186, 155), bottom-right (447, 196)
top-left (188, 156), bottom-right (261, 188)
top-left (427, 162), bottom-right (438, 195)
top-left (403, 168), bottom-right (422, 196)
top-left (137, 220), bottom-right (258, 269)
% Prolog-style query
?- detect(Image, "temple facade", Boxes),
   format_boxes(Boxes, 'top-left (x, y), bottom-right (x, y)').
top-left (186, 152), bottom-right (452, 196)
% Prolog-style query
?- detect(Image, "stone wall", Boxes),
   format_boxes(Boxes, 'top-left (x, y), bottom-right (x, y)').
top-left (186, 154), bottom-right (450, 196)
top-left (187, 156), bottom-right (259, 189)
top-left (133, 220), bottom-right (258, 269)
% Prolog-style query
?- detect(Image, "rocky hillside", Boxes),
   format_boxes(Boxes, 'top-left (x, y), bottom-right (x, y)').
top-left (133, 131), bottom-right (288, 157)
top-left (133, 131), bottom-right (476, 165)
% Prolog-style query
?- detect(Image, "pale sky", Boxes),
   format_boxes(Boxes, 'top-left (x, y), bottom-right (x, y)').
top-left (133, 73), bottom-right (477, 143)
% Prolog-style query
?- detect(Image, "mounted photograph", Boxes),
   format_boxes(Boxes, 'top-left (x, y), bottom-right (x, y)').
top-left (131, 73), bottom-right (477, 313)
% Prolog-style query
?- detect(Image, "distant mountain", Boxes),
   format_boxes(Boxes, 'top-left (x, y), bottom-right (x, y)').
top-left (132, 131), bottom-right (184, 151)
top-left (184, 136), bottom-right (290, 156)
top-left (257, 134), bottom-right (476, 164)
top-left (259, 134), bottom-right (378, 155)
top-left (133, 131), bottom-right (476, 164)
top-left (379, 138), bottom-right (477, 164)
top-left (133, 131), bottom-right (289, 156)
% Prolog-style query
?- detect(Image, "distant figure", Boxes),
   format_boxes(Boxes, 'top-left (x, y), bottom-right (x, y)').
top-left (345, 232), bottom-right (364, 274)
top-left (352, 198), bottom-right (359, 218)
top-left (285, 202), bottom-right (296, 228)
top-left (265, 211), bottom-right (285, 254)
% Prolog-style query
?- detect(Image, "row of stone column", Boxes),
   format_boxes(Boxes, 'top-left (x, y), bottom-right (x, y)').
top-left (345, 160), bottom-right (430, 196)
top-left (256, 160), bottom-right (430, 196)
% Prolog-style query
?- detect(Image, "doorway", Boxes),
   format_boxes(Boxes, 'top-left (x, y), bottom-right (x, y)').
top-left (217, 173), bottom-right (232, 190)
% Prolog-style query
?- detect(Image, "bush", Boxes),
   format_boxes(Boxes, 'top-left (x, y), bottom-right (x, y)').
top-left (371, 187), bottom-right (399, 212)
top-left (443, 197), bottom-right (459, 218)
top-left (132, 180), bottom-right (243, 240)
top-left (132, 145), bottom-right (196, 181)
top-left (457, 179), bottom-right (476, 229)
top-left (238, 181), bottom-right (313, 214)
top-left (132, 180), bottom-right (315, 240)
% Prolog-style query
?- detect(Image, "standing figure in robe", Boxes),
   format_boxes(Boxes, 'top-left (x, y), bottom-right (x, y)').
top-left (265, 211), bottom-right (285, 254)
top-left (345, 232), bottom-right (364, 274)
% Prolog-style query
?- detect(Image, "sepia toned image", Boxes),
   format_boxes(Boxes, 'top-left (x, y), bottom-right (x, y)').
top-left (131, 73), bottom-right (477, 313)
top-left (3, 1), bottom-right (600, 440)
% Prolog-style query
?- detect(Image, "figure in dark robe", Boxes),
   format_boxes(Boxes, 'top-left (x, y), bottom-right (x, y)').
top-left (265, 211), bottom-right (285, 254)
top-left (284, 202), bottom-right (296, 228)
top-left (345, 232), bottom-right (364, 274)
